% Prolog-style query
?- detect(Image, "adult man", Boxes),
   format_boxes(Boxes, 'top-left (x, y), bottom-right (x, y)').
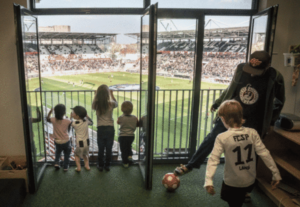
top-left (174, 50), bottom-right (285, 176)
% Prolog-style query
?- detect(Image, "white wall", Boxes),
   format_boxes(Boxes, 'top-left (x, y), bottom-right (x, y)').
top-left (259, 0), bottom-right (300, 116)
top-left (0, 0), bottom-right (27, 156)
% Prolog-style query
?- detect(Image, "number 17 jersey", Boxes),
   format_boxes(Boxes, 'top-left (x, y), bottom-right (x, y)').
top-left (205, 127), bottom-right (281, 188)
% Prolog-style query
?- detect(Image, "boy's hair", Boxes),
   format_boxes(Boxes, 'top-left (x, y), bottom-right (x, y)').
top-left (218, 100), bottom-right (244, 128)
top-left (121, 101), bottom-right (133, 115)
top-left (72, 106), bottom-right (87, 119)
top-left (54, 104), bottom-right (66, 120)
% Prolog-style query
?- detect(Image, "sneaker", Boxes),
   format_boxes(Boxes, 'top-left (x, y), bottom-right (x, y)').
top-left (128, 157), bottom-right (134, 164)
top-left (104, 166), bottom-right (110, 171)
top-left (174, 164), bottom-right (192, 176)
top-left (123, 164), bottom-right (129, 168)
top-left (244, 193), bottom-right (251, 203)
top-left (54, 164), bottom-right (60, 170)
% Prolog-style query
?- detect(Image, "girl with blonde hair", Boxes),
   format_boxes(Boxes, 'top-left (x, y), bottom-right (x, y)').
top-left (92, 84), bottom-right (118, 171)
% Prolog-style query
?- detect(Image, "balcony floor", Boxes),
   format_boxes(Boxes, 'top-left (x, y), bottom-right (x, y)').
top-left (23, 164), bottom-right (276, 207)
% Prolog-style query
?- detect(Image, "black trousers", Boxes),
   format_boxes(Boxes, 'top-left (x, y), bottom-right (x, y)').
top-left (118, 136), bottom-right (134, 164)
top-left (221, 181), bottom-right (255, 207)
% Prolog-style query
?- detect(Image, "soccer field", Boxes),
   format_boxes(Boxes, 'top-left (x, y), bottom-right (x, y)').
top-left (28, 72), bottom-right (227, 156)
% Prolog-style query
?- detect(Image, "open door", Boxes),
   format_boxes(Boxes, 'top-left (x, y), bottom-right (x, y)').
top-left (247, 5), bottom-right (278, 60)
top-left (139, 3), bottom-right (157, 189)
top-left (14, 4), bottom-right (47, 193)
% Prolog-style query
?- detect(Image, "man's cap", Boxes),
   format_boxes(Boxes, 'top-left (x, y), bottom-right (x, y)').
top-left (243, 51), bottom-right (271, 75)
top-left (71, 106), bottom-right (87, 119)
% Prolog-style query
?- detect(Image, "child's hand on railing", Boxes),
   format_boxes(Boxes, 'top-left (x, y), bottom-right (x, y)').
top-left (210, 105), bottom-right (216, 113)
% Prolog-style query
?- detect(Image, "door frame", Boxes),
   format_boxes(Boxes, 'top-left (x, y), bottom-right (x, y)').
top-left (14, 4), bottom-right (47, 193)
top-left (139, 3), bottom-right (158, 189)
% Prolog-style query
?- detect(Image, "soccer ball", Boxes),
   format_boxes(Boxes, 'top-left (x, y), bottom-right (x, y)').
top-left (162, 173), bottom-right (180, 191)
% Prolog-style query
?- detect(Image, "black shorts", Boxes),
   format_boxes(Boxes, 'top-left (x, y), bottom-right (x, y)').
top-left (221, 181), bottom-right (255, 207)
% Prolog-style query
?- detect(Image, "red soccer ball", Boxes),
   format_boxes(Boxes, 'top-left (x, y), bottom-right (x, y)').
top-left (162, 173), bottom-right (180, 191)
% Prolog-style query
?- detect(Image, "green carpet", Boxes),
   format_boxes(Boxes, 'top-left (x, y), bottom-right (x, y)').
top-left (23, 164), bottom-right (276, 207)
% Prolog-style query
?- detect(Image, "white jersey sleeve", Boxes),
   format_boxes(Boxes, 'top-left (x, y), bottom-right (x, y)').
top-left (204, 136), bottom-right (224, 187)
top-left (252, 130), bottom-right (282, 181)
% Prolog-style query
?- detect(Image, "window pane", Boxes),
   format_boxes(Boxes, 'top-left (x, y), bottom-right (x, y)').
top-left (35, 0), bottom-right (143, 8)
top-left (151, 0), bottom-right (252, 9)
top-left (197, 16), bottom-right (250, 149)
top-left (35, 15), bottom-right (141, 161)
top-left (154, 19), bottom-right (196, 159)
top-left (250, 15), bottom-right (268, 53)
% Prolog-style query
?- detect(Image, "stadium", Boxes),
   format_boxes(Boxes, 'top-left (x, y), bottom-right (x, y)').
top-left (3, 1), bottom-right (300, 206)
top-left (23, 21), bottom-right (252, 163)
top-left (25, 22), bottom-right (249, 84)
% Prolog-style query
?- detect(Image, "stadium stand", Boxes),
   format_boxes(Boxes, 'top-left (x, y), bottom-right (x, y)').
top-left (23, 28), bottom-right (248, 84)
top-left (157, 40), bottom-right (247, 53)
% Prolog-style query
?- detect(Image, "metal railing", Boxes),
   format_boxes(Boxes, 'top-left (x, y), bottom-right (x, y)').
top-left (28, 88), bottom-right (224, 162)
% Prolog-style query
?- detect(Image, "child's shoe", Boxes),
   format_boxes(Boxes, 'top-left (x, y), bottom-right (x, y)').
top-left (244, 193), bottom-right (251, 203)
top-left (123, 163), bottom-right (129, 168)
top-left (128, 156), bottom-right (133, 164)
top-left (97, 165), bottom-right (103, 172)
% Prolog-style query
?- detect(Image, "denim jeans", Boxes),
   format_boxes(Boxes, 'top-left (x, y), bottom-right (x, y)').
top-left (97, 126), bottom-right (115, 167)
top-left (186, 118), bottom-right (227, 169)
top-left (118, 136), bottom-right (134, 164)
top-left (55, 141), bottom-right (71, 170)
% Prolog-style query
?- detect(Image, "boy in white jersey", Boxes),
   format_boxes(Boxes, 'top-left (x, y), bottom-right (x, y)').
top-left (204, 100), bottom-right (281, 207)
top-left (70, 106), bottom-right (93, 172)
top-left (117, 101), bottom-right (139, 168)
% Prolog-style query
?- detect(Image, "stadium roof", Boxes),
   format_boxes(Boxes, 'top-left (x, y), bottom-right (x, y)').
top-left (25, 32), bottom-right (118, 40)
top-left (126, 26), bottom-right (249, 40)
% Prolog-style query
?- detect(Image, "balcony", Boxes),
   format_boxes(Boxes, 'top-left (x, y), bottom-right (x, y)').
top-left (29, 88), bottom-right (224, 163)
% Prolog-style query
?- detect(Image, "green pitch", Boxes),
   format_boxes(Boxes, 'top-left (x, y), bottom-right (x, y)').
top-left (28, 72), bottom-right (227, 156)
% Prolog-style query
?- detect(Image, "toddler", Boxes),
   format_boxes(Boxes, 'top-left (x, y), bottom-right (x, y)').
top-left (117, 101), bottom-right (139, 168)
top-left (70, 106), bottom-right (93, 172)
top-left (47, 104), bottom-right (71, 171)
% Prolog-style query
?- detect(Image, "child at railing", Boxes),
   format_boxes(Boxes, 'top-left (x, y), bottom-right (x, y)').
top-left (46, 104), bottom-right (71, 172)
top-left (204, 100), bottom-right (281, 207)
top-left (117, 101), bottom-right (139, 168)
top-left (70, 106), bottom-right (93, 172)
top-left (92, 85), bottom-right (118, 172)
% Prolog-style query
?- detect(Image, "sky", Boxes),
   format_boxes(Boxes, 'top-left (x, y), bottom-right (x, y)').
top-left (36, 0), bottom-right (253, 44)
top-left (36, 0), bottom-right (252, 9)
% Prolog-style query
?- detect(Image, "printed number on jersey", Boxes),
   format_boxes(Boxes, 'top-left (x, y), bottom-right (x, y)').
top-left (232, 144), bottom-right (254, 166)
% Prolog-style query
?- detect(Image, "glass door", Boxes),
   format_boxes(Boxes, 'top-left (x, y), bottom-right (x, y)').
top-left (139, 3), bottom-right (157, 189)
top-left (14, 4), bottom-right (47, 193)
top-left (248, 5), bottom-right (278, 60)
